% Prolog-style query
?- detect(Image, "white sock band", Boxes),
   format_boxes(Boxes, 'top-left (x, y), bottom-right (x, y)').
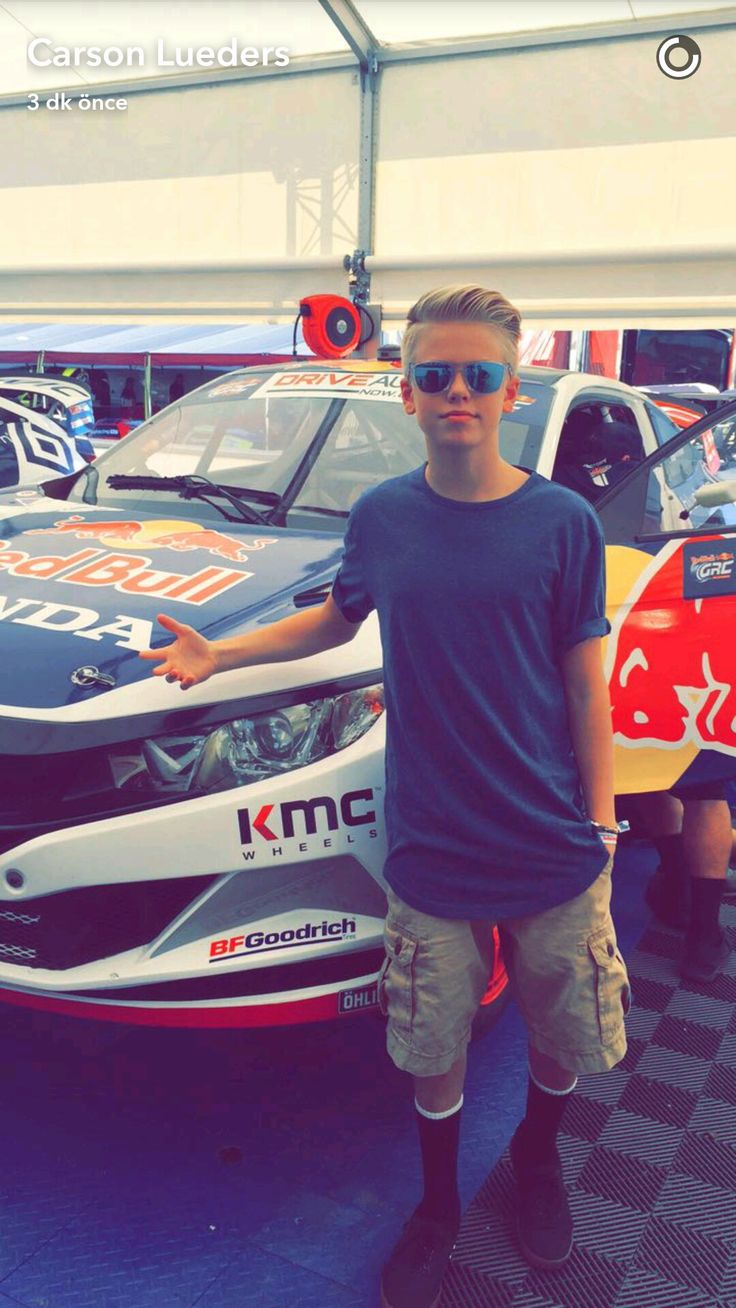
top-left (415, 1094), bottom-right (464, 1121)
top-left (528, 1066), bottom-right (578, 1096)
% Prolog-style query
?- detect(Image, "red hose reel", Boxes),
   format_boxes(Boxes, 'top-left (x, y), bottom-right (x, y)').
top-left (299, 295), bottom-right (362, 358)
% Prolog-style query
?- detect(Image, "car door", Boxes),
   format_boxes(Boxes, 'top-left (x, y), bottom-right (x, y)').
top-left (595, 399), bottom-right (736, 794)
top-left (543, 383), bottom-right (656, 487)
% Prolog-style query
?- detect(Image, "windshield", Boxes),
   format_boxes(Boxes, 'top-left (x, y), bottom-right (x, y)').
top-left (68, 368), bottom-right (553, 529)
top-left (499, 381), bottom-right (552, 468)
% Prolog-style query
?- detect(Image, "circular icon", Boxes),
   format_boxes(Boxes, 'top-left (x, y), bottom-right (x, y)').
top-left (656, 34), bottom-right (701, 79)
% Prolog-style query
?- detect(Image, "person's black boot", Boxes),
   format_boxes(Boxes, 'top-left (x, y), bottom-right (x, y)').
top-left (380, 1096), bottom-right (463, 1306)
top-left (681, 878), bottom-right (730, 981)
top-left (379, 1207), bottom-right (460, 1308)
top-left (510, 1126), bottom-right (573, 1269)
top-left (681, 928), bottom-right (730, 982)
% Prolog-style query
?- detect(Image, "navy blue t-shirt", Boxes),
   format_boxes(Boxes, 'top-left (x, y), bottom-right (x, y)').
top-left (332, 466), bottom-right (611, 920)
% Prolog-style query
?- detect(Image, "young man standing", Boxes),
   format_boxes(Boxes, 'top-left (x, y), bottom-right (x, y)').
top-left (141, 286), bottom-right (629, 1308)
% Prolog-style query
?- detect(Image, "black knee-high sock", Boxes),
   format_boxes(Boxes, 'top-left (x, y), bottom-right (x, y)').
top-left (654, 833), bottom-right (686, 883)
top-left (689, 877), bottom-right (724, 942)
top-left (415, 1098), bottom-right (462, 1224)
top-left (515, 1075), bottom-right (576, 1166)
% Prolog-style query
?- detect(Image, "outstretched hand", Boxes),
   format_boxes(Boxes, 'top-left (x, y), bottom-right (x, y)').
top-left (139, 614), bottom-right (218, 690)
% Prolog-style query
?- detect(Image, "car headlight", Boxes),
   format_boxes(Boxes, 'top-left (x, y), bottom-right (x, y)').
top-left (107, 685), bottom-right (384, 798)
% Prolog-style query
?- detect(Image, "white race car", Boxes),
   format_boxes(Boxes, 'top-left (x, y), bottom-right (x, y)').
top-left (0, 358), bottom-right (734, 1030)
top-left (0, 376), bottom-right (95, 490)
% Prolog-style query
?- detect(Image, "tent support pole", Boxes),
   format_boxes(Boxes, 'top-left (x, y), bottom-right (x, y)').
top-left (144, 353), bottom-right (152, 419)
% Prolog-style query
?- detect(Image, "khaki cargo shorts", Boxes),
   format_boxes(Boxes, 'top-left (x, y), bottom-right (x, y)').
top-left (378, 857), bottom-right (630, 1078)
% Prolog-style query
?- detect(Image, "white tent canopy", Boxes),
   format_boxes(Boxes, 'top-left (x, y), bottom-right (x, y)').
top-left (1, 2), bottom-right (731, 93)
top-left (0, 1), bottom-right (734, 325)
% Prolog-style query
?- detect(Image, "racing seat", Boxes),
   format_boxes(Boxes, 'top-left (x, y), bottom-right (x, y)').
top-left (553, 409), bottom-right (605, 498)
top-left (554, 419), bottom-right (643, 503)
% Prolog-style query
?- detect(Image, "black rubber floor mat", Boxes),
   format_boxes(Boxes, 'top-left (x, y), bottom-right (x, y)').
top-left (441, 902), bottom-right (736, 1307)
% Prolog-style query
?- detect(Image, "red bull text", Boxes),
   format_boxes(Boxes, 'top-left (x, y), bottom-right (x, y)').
top-left (0, 541), bottom-right (249, 605)
top-left (3, 519), bottom-right (280, 605)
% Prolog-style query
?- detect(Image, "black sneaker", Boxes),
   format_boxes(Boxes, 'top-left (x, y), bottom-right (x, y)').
top-left (510, 1128), bottom-right (573, 1269)
top-left (680, 929), bottom-right (730, 982)
top-left (380, 1207), bottom-right (459, 1308)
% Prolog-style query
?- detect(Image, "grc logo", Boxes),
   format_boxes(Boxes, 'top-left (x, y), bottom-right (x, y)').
top-left (607, 537), bottom-right (736, 754)
top-left (690, 553), bottom-right (734, 584)
top-left (238, 789), bottom-right (376, 844)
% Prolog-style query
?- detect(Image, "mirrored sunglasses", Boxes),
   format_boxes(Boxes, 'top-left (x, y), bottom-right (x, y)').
top-left (408, 361), bottom-right (511, 395)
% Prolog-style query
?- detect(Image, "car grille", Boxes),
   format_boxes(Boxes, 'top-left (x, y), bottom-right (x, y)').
top-left (0, 876), bottom-right (216, 970)
top-left (0, 904), bottom-right (42, 961)
top-left (0, 751), bottom-right (184, 853)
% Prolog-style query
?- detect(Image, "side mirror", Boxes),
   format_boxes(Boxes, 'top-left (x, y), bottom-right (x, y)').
top-left (692, 481), bottom-right (736, 508)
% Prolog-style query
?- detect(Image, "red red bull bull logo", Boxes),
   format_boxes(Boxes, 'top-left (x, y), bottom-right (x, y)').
top-left (607, 537), bottom-right (736, 755)
top-left (35, 518), bottom-right (144, 542)
top-left (150, 528), bottom-right (260, 561)
top-left (30, 516), bottom-right (276, 563)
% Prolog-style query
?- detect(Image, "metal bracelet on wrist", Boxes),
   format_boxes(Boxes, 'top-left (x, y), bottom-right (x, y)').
top-left (590, 820), bottom-right (620, 837)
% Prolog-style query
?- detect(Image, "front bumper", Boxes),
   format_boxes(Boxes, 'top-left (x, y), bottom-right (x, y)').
top-left (0, 717), bottom-right (389, 1026)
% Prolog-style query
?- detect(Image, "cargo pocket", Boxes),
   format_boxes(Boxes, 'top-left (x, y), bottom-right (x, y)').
top-left (378, 922), bottom-right (418, 1037)
top-left (587, 925), bottom-right (630, 1042)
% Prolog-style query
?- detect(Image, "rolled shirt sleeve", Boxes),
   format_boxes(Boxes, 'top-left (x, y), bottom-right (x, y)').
top-left (331, 504), bottom-right (375, 624)
top-left (552, 502), bottom-right (610, 653)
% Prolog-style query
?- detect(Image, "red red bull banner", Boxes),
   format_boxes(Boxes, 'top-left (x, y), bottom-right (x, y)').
top-left (607, 537), bottom-right (736, 758)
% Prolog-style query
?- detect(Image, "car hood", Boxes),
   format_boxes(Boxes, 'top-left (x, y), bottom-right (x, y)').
top-left (0, 503), bottom-right (345, 711)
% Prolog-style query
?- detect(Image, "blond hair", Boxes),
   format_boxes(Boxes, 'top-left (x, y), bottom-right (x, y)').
top-left (401, 285), bottom-right (522, 374)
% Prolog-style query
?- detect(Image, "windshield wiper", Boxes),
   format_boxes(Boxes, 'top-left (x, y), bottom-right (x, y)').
top-left (293, 504), bottom-right (349, 518)
top-left (106, 474), bottom-right (272, 525)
